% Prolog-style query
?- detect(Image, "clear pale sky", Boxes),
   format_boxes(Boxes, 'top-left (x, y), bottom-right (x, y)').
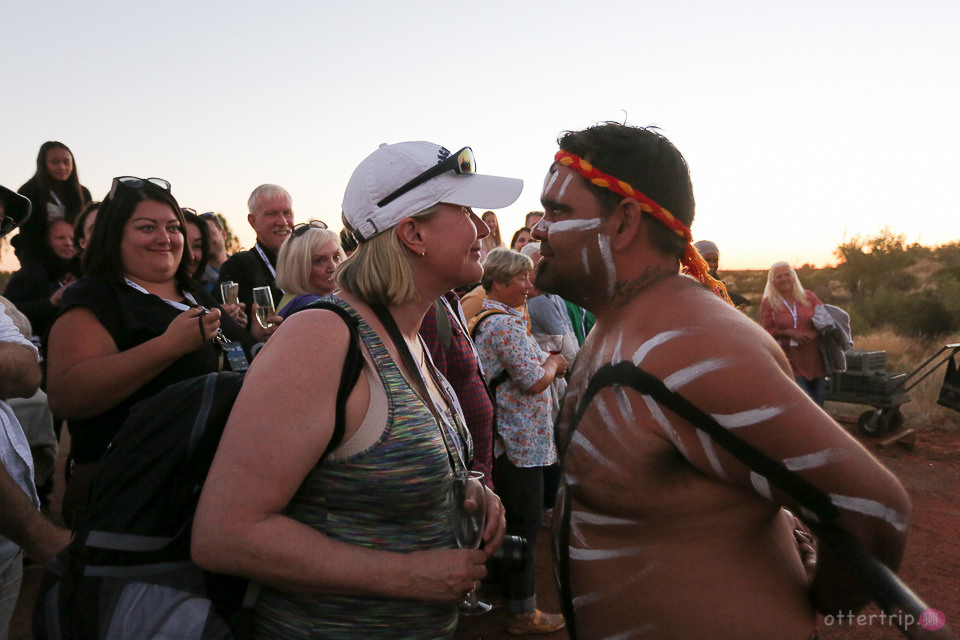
top-left (3, 0), bottom-right (957, 271)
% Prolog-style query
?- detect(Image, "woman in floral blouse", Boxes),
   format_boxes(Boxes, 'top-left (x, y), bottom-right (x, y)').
top-left (473, 247), bottom-right (568, 635)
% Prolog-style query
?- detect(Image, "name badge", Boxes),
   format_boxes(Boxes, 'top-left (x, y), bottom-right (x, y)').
top-left (223, 342), bottom-right (250, 372)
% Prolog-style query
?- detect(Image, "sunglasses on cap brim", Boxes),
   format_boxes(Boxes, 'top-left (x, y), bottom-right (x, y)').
top-left (376, 147), bottom-right (475, 208)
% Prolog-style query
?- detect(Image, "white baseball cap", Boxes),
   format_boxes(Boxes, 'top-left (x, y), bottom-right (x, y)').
top-left (342, 141), bottom-right (523, 242)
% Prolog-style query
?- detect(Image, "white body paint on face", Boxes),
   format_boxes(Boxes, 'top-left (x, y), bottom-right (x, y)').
top-left (542, 170), bottom-right (560, 198)
top-left (597, 234), bottom-right (616, 298)
top-left (784, 447), bottom-right (848, 471)
top-left (632, 330), bottom-right (688, 366)
top-left (750, 472), bottom-right (773, 500)
top-left (830, 494), bottom-right (909, 532)
top-left (712, 406), bottom-right (783, 429)
top-left (697, 431), bottom-right (728, 480)
top-left (557, 173), bottom-right (575, 199)
top-left (581, 246), bottom-right (590, 275)
top-left (663, 358), bottom-right (732, 391)
top-left (546, 218), bottom-right (603, 236)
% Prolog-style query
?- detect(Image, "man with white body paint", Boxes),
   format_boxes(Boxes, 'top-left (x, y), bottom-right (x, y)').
top-left (532, 123), bottom-right (911, 640)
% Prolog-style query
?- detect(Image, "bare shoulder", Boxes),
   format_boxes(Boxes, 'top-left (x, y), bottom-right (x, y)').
top-left (251, 307), bottom-right (354, 373)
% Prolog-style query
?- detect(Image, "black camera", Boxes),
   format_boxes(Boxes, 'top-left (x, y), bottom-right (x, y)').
top-left (491, 535), bottom-right (527, 572)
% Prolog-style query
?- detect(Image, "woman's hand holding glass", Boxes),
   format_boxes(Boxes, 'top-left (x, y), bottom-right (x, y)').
top-left (450, 471), bottom-right (505, 613)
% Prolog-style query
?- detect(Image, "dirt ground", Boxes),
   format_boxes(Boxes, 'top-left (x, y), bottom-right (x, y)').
top-left (10, 420), bottom-right (959, 639)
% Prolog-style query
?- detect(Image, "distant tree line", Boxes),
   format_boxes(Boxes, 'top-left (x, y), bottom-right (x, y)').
top-left (800, 227), bottom-right (960, 339)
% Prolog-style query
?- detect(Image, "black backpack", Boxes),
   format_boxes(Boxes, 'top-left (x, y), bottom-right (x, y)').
top-left (35, 301), bottom-right (364, 640)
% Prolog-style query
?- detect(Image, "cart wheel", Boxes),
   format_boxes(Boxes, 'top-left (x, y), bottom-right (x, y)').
top-left (857, 410), bottom-right (888, 437)
top-left (885, 408), bottom-right (905, 432)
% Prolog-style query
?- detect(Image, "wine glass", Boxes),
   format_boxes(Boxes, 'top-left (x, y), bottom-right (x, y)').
top-left (252, 286), bottom-right (276, 328)
top-left (219, 281), bottom-right (239, 305)
top-left (449, 470), bottom-right (492, 615)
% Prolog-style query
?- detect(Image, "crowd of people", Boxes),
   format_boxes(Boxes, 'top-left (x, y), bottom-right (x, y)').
top-left (0, 128), bottom-right (921, 640)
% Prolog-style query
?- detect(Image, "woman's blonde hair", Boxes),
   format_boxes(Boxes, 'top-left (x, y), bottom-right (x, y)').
top-left (336, 207), bottom-right (437, 306)
top-left (481, 247), bottom-right (533, 292)
top-left (275, 227), bottom-right (340, 295)
top-left (762, 261), bottom-right (809, 309)
top-left (481, 210), bottom-right (502, 252)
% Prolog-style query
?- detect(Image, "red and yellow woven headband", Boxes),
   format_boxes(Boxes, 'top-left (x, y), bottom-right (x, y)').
top-left (554, 150), bottom-right (732, 305)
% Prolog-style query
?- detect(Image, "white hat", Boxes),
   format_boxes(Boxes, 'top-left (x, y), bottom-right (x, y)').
top-left (342, 141), bottom-right (523, 242)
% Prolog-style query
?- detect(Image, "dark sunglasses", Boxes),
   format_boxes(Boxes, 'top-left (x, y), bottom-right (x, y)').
top-left (181, 207), bottom-right (198, 215)
top-left (108, 176), bottom-right (171, 201)
top-left (292, 220), bottom-right (329, 237)
top-left (376, 146), bottom-right (475, 208)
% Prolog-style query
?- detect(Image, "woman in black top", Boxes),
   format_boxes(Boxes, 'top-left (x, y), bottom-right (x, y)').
top-left (46, 176), bottom-right (257, 524)
top-left (15, 141), bottom-right (92, 265)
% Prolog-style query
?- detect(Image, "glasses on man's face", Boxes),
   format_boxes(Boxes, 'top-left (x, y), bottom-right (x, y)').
top-left (108, 176), bottom-right (171, 201)
top-left (376, 147), bottom-right (475, 208)
top-left (292, 220), bottom-right (329, 237)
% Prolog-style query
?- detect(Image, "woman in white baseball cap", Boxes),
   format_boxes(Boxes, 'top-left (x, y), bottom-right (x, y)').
top-left (194, 141), bottom-right (521, 638)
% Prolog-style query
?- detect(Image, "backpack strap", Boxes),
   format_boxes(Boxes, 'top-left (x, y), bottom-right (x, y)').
top-left (433, 299), bottom-right (452, 353)
top-left (469, 308), bottom-right (511, 395)
top-left (297, 300), bottom-right (364, 456)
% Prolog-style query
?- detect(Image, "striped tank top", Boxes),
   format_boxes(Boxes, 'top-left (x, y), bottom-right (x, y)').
top-left (254, 298), bottom-right (459, 639)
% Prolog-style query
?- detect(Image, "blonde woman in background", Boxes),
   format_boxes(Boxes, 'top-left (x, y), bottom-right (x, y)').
top-left (760, 262), bottom-right (827, 406)
top-left (275, 222), bottom-right (342, 318)
top-left (479, 210), bottom-right (502, 261)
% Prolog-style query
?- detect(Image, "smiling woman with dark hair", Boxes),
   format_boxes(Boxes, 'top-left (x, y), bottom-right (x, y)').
top-left (15, 141), bottom-right (91, 266)
top-left (46, 177), bottom-right (259, 525)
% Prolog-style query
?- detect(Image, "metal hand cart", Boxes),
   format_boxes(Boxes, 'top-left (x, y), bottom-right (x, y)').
top-left (825, 343), bottom-right (960, 437)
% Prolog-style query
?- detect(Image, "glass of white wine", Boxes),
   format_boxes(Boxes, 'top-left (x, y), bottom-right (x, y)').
top-left (252, 286), bottom-right (276, 329)
top-left (220, 281), bottom-right (239, 305)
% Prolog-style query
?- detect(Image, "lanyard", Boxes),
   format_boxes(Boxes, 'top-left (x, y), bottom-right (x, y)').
top-left (124, 278), bottom-right (198, 310)
top-left (786, 300), bottom-right (798, 329)
top-left (254, 243), bottom-right (279, 284)
top-left (371, 304), bottom-right (472, 473)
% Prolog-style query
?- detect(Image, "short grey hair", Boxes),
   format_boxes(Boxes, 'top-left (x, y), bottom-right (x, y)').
top-left (247, 184), bottom-right (292, 215)
top-left (481, 247), bottom-right (533, 292)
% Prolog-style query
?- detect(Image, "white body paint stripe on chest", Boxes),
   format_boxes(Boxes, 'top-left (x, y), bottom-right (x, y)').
top-left (784, 447), bottom-right (847, 471)
top-left (568, 546), bottom-right (642, 561)
top-left (663, 358), bottom-right (731, 390)
top-left (697, 431), bottom-right (728, 480)
top-left (712, 406), bottom-right (783, 428)
top-left (631, 330), bottom-right (687, 365)
top-left (750, 471), bottom-right (772, 499)
top-left (570, 431), bottom-right (618, 471)
top-left (830, 494), bottom-right (909, 532)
